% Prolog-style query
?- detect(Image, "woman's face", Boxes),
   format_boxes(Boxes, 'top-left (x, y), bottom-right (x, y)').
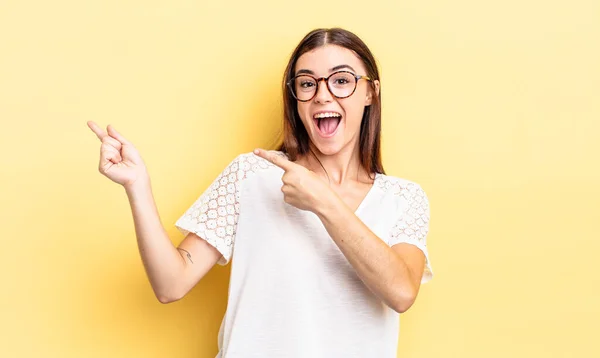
top-left (293, 44), bottom-right (379, 157)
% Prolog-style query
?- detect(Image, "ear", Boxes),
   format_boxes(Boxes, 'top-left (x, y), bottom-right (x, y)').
top-left (365, 79), bottom-right (380, 106)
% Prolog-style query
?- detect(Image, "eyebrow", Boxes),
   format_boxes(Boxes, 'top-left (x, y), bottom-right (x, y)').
top-left (295, 64), bottom-right (356, 76)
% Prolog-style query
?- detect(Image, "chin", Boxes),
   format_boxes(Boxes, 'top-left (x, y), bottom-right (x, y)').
top-left (309, 136), bottom-right (346, 157)
top-left (314, 145), bottom-right (340, 156)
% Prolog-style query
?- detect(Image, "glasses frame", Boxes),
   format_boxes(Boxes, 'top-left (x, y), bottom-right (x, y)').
top-left (286, 70), bottom-right (372, 102)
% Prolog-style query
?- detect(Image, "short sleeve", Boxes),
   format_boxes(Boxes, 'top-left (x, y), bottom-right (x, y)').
top-left (174, 155), bottom-right (243, 266)
top-left (388, 183), bottom-right (433, 283)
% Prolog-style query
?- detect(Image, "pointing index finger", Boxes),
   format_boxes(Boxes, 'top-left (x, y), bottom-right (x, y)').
top-left (87, 121), bottom-right (107, 141)
top-left (253, 148), bottom-right (295, 171)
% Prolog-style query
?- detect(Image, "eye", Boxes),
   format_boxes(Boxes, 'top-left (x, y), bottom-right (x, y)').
top-left (329, 72), bottom-right (355, 87)
top-left (300, 81), bottom-right (315, 88)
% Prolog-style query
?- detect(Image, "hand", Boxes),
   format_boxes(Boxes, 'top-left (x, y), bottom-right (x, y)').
top-left (253, 148), bottom-right (336, 214)
top-left (87, 121), bottom-right (148, 188)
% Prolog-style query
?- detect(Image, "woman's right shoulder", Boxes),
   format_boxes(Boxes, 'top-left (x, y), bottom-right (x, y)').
top-left (223, 150), bottom-right (285, 180)
top-left (231, 150), bottom-right (288, 164)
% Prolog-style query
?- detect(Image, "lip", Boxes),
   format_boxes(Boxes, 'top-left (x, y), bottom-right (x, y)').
top-left (312, 110), bottom-right (343, 139)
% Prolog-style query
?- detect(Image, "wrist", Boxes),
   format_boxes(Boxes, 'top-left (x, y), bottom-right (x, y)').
top-left (124, 177), bottom-right (151, 196)
top-left (315, 190), bottom-right (343, 220)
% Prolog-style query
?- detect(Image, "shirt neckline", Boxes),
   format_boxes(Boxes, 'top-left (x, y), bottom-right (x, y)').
top-left (354, 172), bottom-right (381, 215)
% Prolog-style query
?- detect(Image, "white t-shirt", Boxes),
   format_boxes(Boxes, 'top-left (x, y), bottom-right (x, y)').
top-left (175, 151), bottom-right (433, 358)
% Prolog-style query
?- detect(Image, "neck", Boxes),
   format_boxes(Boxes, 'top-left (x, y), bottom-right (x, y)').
top-left (302, 139), bottom-right (368, 186)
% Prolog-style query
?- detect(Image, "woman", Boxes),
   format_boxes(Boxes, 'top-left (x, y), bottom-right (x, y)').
top-left (88, 27), bottom-right (433, 358)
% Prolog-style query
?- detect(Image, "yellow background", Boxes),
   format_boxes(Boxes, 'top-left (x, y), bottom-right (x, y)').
top-left (1, 0), bottom-right (598, 357)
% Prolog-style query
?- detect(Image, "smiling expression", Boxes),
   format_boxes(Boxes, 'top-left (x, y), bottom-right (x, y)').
top-left (293, 44), bottom-right (379, 156)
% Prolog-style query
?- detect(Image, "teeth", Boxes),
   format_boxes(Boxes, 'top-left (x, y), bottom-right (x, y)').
top-left (314, 112), bottom-right (341, 119)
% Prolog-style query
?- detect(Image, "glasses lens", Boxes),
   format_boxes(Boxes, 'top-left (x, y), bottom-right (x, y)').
top-left (328, 72), bottom-right (356, 98)
top-left (293, 76), bottom-right (317, 101)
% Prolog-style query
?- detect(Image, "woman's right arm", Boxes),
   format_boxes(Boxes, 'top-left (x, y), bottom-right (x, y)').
top-left (125, 180), bottom-right (221, 303)
top-left (87, 121), bottom-right (221, 303)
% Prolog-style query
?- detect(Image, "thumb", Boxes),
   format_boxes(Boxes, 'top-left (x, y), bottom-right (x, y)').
top-left (107, 125), bottom-right (132, 146)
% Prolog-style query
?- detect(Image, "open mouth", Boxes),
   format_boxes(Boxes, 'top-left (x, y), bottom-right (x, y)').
top-left (313, 112), bottom-right (342, 137)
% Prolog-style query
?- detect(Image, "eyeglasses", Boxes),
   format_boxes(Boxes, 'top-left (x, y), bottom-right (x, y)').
top-left (287, 70), bottom-right (372, 102)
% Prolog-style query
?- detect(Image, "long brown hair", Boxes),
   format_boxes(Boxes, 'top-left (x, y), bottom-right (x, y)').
top-left (277, 27), bottom-right (385, 176)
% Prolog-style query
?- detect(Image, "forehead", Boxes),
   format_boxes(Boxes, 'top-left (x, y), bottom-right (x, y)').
top-left (295, 44), bottom-right (366, 75)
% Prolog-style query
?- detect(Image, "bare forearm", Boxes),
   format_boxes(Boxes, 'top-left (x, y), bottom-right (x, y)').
top-left (316, 198), bottom-right (417, 312)
top-left (125, 179), bottom-right (186, 301)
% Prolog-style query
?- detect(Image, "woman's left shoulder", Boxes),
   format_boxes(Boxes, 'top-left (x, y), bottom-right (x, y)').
top-left (374, 173), bottom-right (427, 192)
top-left (374, 173), bottom-right (430, 204)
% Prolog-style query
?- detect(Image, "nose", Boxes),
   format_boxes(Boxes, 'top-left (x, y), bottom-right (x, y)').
top-left (314, 78), bottom-right (333, 104)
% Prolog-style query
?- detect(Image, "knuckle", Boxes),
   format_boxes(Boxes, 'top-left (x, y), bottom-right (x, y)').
top-left (105, 145), bottom-right (119, 154)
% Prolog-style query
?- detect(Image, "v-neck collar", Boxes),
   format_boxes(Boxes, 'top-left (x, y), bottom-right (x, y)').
top-left (354, 173), bottom-right (381, 215)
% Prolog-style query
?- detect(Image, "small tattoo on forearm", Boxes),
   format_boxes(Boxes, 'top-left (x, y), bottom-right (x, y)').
top-left (177, 248), bottom-right (194, 264)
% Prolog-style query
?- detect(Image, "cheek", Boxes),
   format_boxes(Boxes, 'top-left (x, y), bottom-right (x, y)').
top-left (297, 103), bottom-right (311, 123)
top-left (341, 100), bottom-right (366, 125)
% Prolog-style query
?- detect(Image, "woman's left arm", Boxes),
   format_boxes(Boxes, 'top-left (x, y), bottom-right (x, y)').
top-left (316, 196), bottom-right (426, 313)
top-left (252, 148), bottom-right (427, 313)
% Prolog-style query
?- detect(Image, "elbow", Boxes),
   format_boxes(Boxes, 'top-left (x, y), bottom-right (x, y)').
top-left (155, 287), bottom-right (185, 304)
top-left (157, 294), bottom-right (180, 304)
top-left (392, 298), bottom-right (415, 313)
top-left (390, 287), bottom-right (418, 313)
